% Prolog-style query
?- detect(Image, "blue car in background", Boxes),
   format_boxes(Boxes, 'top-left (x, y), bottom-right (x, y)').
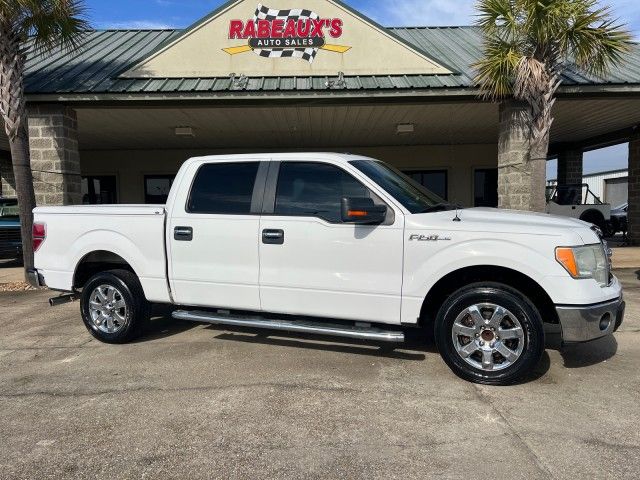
top-left (0, 198), bottom-right (22, 259)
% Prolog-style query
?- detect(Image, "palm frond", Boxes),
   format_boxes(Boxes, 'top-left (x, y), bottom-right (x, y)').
top-left (14, 0), bottom-right (89, 53)
top-left (475, 0), bottom-right (632, 98)
top-left (473, 35), bottom-right (522, 99)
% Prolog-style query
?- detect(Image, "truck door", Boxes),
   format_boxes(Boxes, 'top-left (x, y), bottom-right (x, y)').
top-left (168, 160), bottom-right (267, 311)
top-left (259, 160), bottom-right (404, 324)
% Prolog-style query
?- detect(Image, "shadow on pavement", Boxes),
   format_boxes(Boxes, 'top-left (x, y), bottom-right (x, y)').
top-left (134, 305), bottom-right (198, 343)
top-left (204, 322), bottom-right (432, 361)
top-left (559, 335), bottom-right (618, 368)
top-left (212, 331), bottom-right (427, 361)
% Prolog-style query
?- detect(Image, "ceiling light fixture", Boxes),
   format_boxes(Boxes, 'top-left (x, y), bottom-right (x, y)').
top-left (396, 123), bottom-right (415, 135)
top-left (174, 126), bottom-right (195, 137)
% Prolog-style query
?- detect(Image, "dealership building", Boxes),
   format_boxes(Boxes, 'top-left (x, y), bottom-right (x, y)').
top-left (2, 0), bottom-right (640, 239)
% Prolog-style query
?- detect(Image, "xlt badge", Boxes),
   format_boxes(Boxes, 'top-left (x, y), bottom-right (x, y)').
top-left (409, 234), bottom-right (451, 242)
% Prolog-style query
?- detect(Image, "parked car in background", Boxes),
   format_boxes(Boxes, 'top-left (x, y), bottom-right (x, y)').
top-left (608, 203), bottom-right (628, 236)
top-left (545, 184), bottom-right (611, 234)
top-left (0, 197), bottom-right (22, 260)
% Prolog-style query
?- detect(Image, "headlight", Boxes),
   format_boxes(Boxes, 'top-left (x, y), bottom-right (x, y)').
top-left (555, 244), bottom-right (609, 286)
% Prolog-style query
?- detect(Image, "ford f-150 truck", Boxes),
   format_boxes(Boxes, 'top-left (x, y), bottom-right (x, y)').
top-left (30, 153), bottom-right (624, 385)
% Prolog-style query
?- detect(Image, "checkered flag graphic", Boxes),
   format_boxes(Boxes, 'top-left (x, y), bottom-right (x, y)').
top-left (253, 3), bottom-right (320, 63)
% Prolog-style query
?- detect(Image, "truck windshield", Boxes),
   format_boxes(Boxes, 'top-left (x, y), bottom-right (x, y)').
top-left (350, 160), bottom-right (449, 214)
top-left (0, 199), bottom-right (18, 219)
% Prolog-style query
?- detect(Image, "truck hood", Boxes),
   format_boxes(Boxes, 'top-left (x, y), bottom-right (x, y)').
top-left (407, 207), bottom-right (599, 244)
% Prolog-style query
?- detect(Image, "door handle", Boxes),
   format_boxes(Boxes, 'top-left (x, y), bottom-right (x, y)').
top-left (174, 226), bottom-right (193, 241)
top-left (262, 229), bottom-right (284, 245)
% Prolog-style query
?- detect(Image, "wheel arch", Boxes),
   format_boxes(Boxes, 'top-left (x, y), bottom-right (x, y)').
top-left (579, 209), bottom-right (606, 226)
top-left (419, 265), bottom-right (558, 330)
top-left (73, 250), bottom-right (138, 289)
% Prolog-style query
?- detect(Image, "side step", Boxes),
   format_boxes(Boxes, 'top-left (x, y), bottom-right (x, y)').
top-left (172, 310), bottom-right (405, 343)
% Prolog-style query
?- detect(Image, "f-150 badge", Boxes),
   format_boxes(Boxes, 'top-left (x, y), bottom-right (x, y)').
top-left (409, 234), bottom-right (451, 242)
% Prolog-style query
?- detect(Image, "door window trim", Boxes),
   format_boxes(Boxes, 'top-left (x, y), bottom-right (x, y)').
top-left (262, 160), bottom-right (394, 225)
top-left (184, 161), bottom-right (269, 216)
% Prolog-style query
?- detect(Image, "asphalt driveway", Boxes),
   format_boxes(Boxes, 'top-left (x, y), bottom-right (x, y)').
top-left (1, 270), bottom-right (639, 479)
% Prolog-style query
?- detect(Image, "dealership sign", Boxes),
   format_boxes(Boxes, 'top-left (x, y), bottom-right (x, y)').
top-left (223, 3), bottom-right (351, 63)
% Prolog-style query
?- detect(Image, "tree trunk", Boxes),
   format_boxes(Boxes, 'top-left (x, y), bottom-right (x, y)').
top-left (9, 124), bottom-right (36, 280)
top-left (1, 21), bottom-right (37, 283)
top-left (528, 139), bottom-right (549, 212)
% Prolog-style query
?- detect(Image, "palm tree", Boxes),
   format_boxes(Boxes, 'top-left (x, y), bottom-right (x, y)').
top-left (474, 0), bottom-right (632, 211)
top-left (0, 0), bottom-right (87, 282)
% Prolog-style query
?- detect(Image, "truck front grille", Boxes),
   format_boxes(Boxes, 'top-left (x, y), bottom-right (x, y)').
top-left (0, 228), bottom-right (22, 255)
top-left (0, 228), bottom-right (21, 242)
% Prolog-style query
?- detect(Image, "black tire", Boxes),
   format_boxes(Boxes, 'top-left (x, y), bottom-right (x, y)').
top-left (434, 282), bottom-right (544, 385)
top-left (80, 269), bottom-right (149, 344)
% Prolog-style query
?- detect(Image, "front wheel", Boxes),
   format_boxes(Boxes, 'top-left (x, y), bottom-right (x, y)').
top-left (434, 283), bottom-right (544, 385)
top-left (80, 269), bottom-right (149, 344)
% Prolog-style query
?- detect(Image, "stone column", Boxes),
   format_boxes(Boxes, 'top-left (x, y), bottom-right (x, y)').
top-left (557, 147), bottom-right (583, 186)
top-left (27, 105), bottom-right (81, 205)
top-left (497, 100), bottom-right (547, 211)
top-left (628, 131), bottom-right (640, 245)
top-left (0, 151), bottom-right (15, 197)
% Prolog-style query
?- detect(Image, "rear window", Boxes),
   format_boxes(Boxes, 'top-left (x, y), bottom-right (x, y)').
top-left (187, 162), bottom-right (259, 214)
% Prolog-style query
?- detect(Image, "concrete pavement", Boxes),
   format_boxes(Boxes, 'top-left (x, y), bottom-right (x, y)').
top-left (0, 259), bottom-right (23, 284)
top-left (0, 270), bottom-right (639, 479)
top-left (612, 246), bottom-right (640, 269)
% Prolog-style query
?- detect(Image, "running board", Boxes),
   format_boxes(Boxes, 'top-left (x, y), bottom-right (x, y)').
top-left (172, 310), bottom-right (405, 343)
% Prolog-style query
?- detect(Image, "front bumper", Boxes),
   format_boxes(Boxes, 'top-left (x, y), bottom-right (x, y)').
top-left (556, 296), bottom-right (625, 343)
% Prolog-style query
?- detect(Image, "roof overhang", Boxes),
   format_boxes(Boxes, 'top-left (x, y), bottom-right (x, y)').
top-left (24, 84), bottom-right (640, 105)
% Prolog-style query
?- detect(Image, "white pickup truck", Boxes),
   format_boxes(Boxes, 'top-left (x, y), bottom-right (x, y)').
top-left (30, 153), bottom-right (624, 385)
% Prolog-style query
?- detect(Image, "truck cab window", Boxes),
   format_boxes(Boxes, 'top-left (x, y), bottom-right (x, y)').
top-left (188, 162), bottom-right (259, 214)
top-left (274, 162), bottom-right (374, 222)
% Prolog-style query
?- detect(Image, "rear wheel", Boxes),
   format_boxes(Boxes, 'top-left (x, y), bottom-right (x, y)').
top-left (434, 283), bottom-right (544, 385)
top-left (80, 269), bottom-right (149, 344)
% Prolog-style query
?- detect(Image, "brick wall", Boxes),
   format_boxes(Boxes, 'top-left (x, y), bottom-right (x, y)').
top-left (27, 105), bottom-right (81, 205)
top-left (556, 148), bottom-right (583, 186)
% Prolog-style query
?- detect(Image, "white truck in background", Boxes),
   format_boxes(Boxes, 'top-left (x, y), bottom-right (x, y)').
top-left (30, 153), bottom-right (624, 385)
top-left (546, 183), bottom-right (612, 235)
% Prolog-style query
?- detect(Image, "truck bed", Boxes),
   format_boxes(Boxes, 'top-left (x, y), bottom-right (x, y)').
top-left (33, 204), bottom-right (171, 302)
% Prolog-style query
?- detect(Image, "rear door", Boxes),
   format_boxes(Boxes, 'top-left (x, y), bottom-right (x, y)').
top-left (168, 160), bottom-right (268, 310)
top-left (258, 160), bottom-right (404, 324)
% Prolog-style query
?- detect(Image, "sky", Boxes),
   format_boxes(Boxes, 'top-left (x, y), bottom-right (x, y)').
top-left (86, 0), bottom-right (640, 33)
top-left (85, 0), bottom-right (638, 176)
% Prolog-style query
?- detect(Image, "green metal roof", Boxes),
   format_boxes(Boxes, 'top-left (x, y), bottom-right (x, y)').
top-left (24, 26), bottom-right (640, 96)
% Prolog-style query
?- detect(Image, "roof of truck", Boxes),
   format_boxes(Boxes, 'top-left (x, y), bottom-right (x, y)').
top-left (186, 152), bottom-right (369, 165)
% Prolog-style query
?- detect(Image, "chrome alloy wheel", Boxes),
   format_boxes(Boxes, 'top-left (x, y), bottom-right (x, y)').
top-left (88, 284), bottom-right (128, 334)
top-left (451, 303), bottom-right (525, 371)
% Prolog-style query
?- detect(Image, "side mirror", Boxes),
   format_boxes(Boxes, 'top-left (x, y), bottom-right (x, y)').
top-left (341, 197), bottom-right (387, 225)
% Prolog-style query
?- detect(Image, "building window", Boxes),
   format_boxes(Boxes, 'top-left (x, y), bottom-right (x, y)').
top-left (187, 162), bottom-right (259, 214)
top-left (403, 169), bottom-right (448, 200)
top-left (82, 176), bottom-right (117, 204)
top-left (474, 168), bottom-right (498, 207)
top-left (145, 175), bottom-right (175, 204)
